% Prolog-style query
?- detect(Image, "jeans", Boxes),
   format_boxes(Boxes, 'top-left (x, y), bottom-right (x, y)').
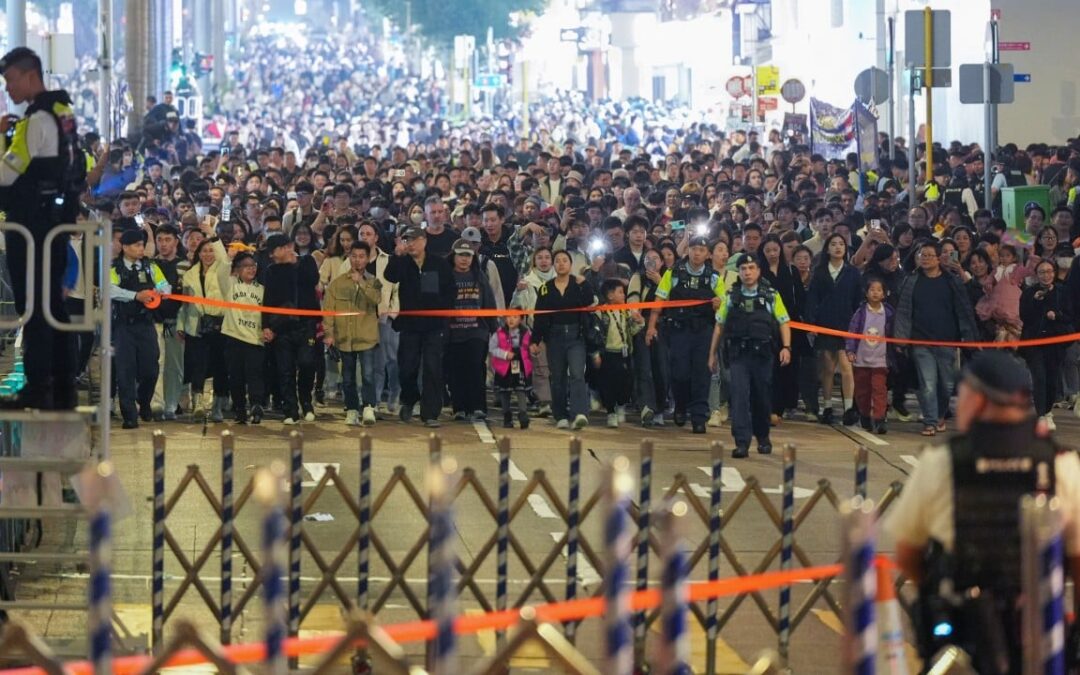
top-left (728, 350), bottom-right (773, 449)
top-left (1061, 343), bottom-right (1080, 400)
top-left (374, 320), bottom-right (401, 407)
top-left (273, 322), bottom-right (317, 419)
top-left (340, 349), bottom-right (377, 412)
top-left (545, 325), bottom-right (588, 422)
top-left (152, 321), bottom-right (185, 413)
top-left (631, 332), bottom-right (656, 411)
top-left (398, 329), bottom-right (446, 421)
top-left (911, 346), bottom-right (958, 426)
top-left (447, 339), bottom-right (489, 414)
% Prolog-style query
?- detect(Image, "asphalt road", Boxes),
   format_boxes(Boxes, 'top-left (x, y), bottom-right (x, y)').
top-left (6, 404), bottom-right (1080, 672)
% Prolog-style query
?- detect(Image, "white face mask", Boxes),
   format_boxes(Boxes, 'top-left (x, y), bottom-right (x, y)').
top-left (410, 213), bottom-right (424, 225)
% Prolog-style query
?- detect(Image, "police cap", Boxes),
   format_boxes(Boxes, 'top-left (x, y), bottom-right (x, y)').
top-left (119, 229), bottom-right (145, 247)
top-left (733, 253), bottom-right (757, 268)
top-left (688, 235), bottom-right (710, 248)
top-left (0, 47), bottom-right (40, 75)
top-left (961, 351), bottom-right (1032, 406)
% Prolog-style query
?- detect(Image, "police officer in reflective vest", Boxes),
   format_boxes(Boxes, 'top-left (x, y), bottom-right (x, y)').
top-left (708, 254), bottom-right (791, 458)
top-left (0, 47), bottom-right (85, 409)
top-left (645, 235), bottom-right (726, 434)
top-left (885, 351), bottom-right (1080, 673)
top-left (111, 229), bottom-right (171, 429)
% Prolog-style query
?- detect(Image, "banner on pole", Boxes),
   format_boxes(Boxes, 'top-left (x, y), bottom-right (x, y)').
top-left (809, 97), bottom-right (857, 160)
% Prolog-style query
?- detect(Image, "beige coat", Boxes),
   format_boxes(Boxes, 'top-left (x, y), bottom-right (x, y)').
top-left (323, 271), bottom-right (381, 352)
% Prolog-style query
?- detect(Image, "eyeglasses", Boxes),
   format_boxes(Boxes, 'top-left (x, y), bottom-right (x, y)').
top-left (918, 251), bottom-right (938, 259)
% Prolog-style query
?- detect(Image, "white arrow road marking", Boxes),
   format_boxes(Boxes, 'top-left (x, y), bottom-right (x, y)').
top-left (489, 453), bottom-right (528, 481)
top-left (549, 532), bottom-right (602, 586)
top-left (698, 466), bottom-right (815, 498)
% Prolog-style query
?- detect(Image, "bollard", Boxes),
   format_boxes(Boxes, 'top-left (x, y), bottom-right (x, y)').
top-left (566, 437), bottom-right (582, 643)
top-left (842, 497), bottom-right (877, 675)
top-left (655, 499), bottom-right (690, 675)
top-left (220, 431), bottom-right (235, 646)
top-left (778, 445), bottom-right (796, 664)
top-left (705, 441), bottom-right (723, 675)
top-left (429, 456), bottom-right (458, 675)
top-left (256, 462), bottom-right (288, 675)
top-left (634, 440), bottom-right (653, 669)
top-left (1021, 494), bottom-right (1065, 675)
top-left (151, 431), bottom-right (165, 654)
top-left (855, 446), bottom-right (868, 500)
top-left (496, 436), bottom-right (511, 650)
top-left (603, 456), bottom-right (634, 675)
top-left (357, 434), bottom-right (372, 611)
top-left (288, 431), bottom-right (303, 659)
top-left (88, 462), bottom-right (114, 675)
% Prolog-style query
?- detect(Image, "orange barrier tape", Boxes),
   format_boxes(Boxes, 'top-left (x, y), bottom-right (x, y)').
top-left (3, 560), bottom-right (865, 675)
top-left (155, 290), bottom-right (1080, 350)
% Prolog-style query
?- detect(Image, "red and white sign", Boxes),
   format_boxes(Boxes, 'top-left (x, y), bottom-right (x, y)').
top-left (999, 41), bottom-right (1030, 51)
top-left (757, 97), bottom-right (779, 113)
top-left (990, 8), bottom-right (1002, 21)
top-left (726, 76), bottom-right (748, 99)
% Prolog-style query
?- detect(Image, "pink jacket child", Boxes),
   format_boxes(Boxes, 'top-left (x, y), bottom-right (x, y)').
top-left (489, 324), bottom-right (533, 388)
top-left (981, 251), bottom-right (1036, 342)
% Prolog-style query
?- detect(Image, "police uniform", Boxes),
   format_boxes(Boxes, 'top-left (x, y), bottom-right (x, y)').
top-left (654, 239), bottom-right (726, 432)
top-left (0, 47), bottom-right (85, 409)
top-left (110, 232), bottom-right (171, 428)
top-left (716, 276), bottom-right (790, 457)
top-left (885, 352), bottom-right (1080, 672)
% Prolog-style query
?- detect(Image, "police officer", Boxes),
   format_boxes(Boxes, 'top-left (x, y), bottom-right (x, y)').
top-left (111, 229), bottom-right (171, 429)
top-left (0, 47), bottom-right (84, 409)
top-left (645, 234), bottom-right (725, 434)
top-left (885, 351), bottom-right (1080, 673)
top-left (708, 254), bottom-right (791, 458)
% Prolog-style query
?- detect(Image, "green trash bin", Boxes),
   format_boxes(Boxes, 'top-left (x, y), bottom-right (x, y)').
top-left (1001, 185), bottom-right (1051, 231)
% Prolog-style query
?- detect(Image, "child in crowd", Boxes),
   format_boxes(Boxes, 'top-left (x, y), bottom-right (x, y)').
top-left (845, 277), bottom-right (893, 434)
top-left (589, 278), bottom-right (645, 428)
top-left (489, 309), bottom-right (533, 429)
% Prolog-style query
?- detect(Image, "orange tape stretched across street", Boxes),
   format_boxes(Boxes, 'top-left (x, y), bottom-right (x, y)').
top-left (154, 291), bottom-right (1080, 349)
top-left (2, 561), bottom-right (852, 675)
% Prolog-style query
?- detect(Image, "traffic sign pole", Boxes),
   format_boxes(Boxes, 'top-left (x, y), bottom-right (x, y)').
top-left (983, 58), bottom-right (992, 209)
top-left (887, 16), bottom-right (896, 160)
top-left (924, 7), bottom-right (934, 188)
top-left (990, 20), bottom-right (999, 157)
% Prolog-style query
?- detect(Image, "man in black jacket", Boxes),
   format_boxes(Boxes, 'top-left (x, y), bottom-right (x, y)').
top-left (383, 226), bottom-right (456, 427)
top-left (262, 233), bottom-right (321, 425)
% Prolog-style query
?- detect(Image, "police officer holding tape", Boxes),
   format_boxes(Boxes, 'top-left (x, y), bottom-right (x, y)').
top-left (645, 234), bottom-right (725, 434)
top-left (885, 351), bottom-right (1080, 673)
top-left (0, 47), bottom-right (85, 410)
top-left (708, 253), bottom-right (791, 458)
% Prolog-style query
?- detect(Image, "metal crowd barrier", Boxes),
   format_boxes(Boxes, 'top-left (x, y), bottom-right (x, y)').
top-left (138, 430), bottom-right (904, 673)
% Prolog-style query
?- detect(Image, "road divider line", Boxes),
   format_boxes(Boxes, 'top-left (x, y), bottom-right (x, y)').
top-left (473, 421), bottom-right (496, 444)
top-left (527, 494), bottom-right (558, 519)
top-left (846, 426), bottom-right (889, 447)
top-left (489, 452), bottom-right (527, 481)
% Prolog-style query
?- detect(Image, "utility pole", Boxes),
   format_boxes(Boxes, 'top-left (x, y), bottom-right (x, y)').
top-left (125, 0), bottom-right (150, 138)
top-left (7, 0), bottom-right (26, 50)
top-left (99, 0), bottom-right (113, 142)
top-left (212, 0), bottom-right (227, 98)
top-left (923, 7), bottom-right (934, 188)
top-left (886, 16), bottom-right (896, 160)
top-left (193, 0), bottom-right (211, 95)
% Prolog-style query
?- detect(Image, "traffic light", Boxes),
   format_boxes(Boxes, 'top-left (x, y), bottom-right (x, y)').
top-left (169, 47), bottom-right (184, 86)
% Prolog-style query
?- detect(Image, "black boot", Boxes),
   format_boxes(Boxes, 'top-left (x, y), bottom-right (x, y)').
top-left (250, 405), bottom-right (263, 425)
top-left (503, 411), bottom-right (514, 428)
top-left (518, 410), bottom-right (530, 430)
top-left (874, 418), bottom-right (888, 435)
top-left (859, 415), bottom-right (872, 431)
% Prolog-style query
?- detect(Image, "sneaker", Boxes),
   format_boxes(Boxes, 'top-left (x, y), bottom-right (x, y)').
top-left (283, 417), bottom-right (297, 426)
top-left (471, 410), bottom-right (487, 422)
top-left (345, 410), bottom-right (360, 426)
top-left (653, 413), bottom-right (665, 426)
top-left (731, 446), bottom-right (749, 459)
top-left (192, 395), bottom-right (206, 421)
top-left (518, 410), bottom-right (530, 430)
top-left (819, 408), bottom-right (835, 425)
top-left (640, 406), bottom-right (655, 426)
top-left (842, 406), bottom-right (859, 426)
top-left (121, 419), bottom-right (139, 430)
top-left (607, 413), bottom-right (619, 428)
top-left (537, 404), bottom-right (552, 418)
top-left (874, 419), bottom-right (888, 435)
top-left (378, 402), bottom-right (390, 415)
top-left (860, 415), bottom-right (873, 431)
top-left (707, 410), bottom-right (724, 428)
top-left (399, 406), bottom-right (413, 424)
top-left (314, 390), bottom-right (326, 406)
top-left (556, 419), bottom-right (570, 430)
top-left (716, 405), bottom-right (729, 424)
top-left (572, 414), bottom-right (588, 430)
top-left (673, 410), bottom-right (687, 427)
top-left (616, 406), bottom-right (626, 423)
top-left (1043, 414), bottom-right (1057, 432)
top-left (423, 418), bottom-right (441, 428)
top-left (590, 396), bottom-right (601, 412)
top-left (233, 411), bottom-right (248, 425)
top-left (304, 410), bottom-right (316, 423)
top-left (453, 411), bottom-right (467, 422)
top-left (163, 411), bottom-right (177, 421)
top-left (250, 406), bottom-right (263, 425)
top-left (804, 412), bottom-right (819, 423)
top-left (891, 402), bottom-right (913, 422)
top-left (757, 441), bottom-right (773, 455)
top-left (362, 406), bottom-right (376, 426)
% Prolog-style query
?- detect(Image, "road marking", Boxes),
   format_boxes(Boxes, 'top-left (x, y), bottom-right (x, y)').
top-left (699, 466), bottom-right (815, 498)
top-left (527, 494), bottom-right (558, 519)
top-left (490, 452), bottom-right (528, 481)
top-left (549, 532), bottom-right (602, 586)
top-left (846, 426), bottom-right (889, 447)
top-left (901, 454), bottom-right (919, 468)
top-left (302, 462), bottom-right (340, 487)
top-left (473, 421), bottom-right (496, 444)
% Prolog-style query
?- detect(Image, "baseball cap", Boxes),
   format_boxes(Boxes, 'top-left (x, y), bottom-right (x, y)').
top-left (400, 225), bottom-right (426, 240)
top-left (688, 235), bottom-right (710, 248)
top-left (566, 171), bottom-right (585, 184)
top-left (460, 226), bottom-right (482, 244)
top-left (452, 239), bottom-right (475, 256)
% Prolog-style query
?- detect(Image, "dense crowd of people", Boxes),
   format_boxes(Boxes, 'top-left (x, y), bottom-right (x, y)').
top-left (73, 24), bottom-right (1080, 457)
